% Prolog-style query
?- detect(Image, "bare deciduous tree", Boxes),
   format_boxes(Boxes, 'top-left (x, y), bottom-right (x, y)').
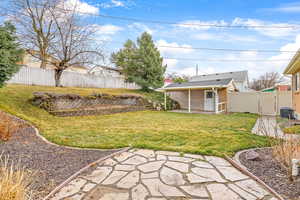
top-left (4, 0), bottom-right (104, 86)
top-left (250, 72), bottom-right (285, 91)
top-left (47, 2), bottom-right (103, 86)
top-left (4, 0), bottom-right (58, 69)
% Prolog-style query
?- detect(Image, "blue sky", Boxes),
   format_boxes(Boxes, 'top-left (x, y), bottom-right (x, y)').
top-left (3, 0), bottom-right (300, 79)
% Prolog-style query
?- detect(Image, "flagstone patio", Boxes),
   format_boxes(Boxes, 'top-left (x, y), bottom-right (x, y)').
top-left (50, 149), bottom-right (278, 200)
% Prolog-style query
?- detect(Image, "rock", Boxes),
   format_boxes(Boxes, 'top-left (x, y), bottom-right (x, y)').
top-left (245, 150), bottom-right (260, 161)
top-left (160, 167), bottom-right (186, 185)
top-left (207, 183), bottom-right (242, 200)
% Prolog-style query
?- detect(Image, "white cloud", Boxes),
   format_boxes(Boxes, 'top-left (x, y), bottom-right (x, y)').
top-left (156, 40), bottom-right (195, 55)
top-left (163, 58), bottom-right (178, 68)
top-left (94, 24), bottom-right (123, 35)
top-left (128, 23), bottom-right (154, 34)
top-left (193, 32), bottom-right (257, 42)
top-left (101, 0), bottom-right (133, 8)
top-left (264, 2), bottom-right (300, 13)
top-left (175, 20), bottom-right (228, 30)
top-left (63, 0), bottom-right (99, 15)
top-left (175, 66), bottom-right (216, 76)
top-left (268, 34), bottom-right (300, 70)
top-left (175, 17), bottom-right (297, 38)
top-left (232, 17), bottom-right (296, 37)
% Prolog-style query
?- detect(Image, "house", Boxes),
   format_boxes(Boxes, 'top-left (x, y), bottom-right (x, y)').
top-left (159, 78), bottom-right (237, 113)
top-left (189, 70), bottom-right (249, 92)
top-left (164, 78), bottom-right (173, 87)
top-left (261, 83), bottom-right (291, 92)
top-left (88, 66), bottom-right (122, 77)
top-left (284, 50), bottom-right (300, 119)
top-left (19, 50), bottom-right (88, 74)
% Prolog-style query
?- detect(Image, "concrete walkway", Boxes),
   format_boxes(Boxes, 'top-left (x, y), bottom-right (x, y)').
top-left (252, 116), bottom-right (300, 140)
top-left (50, 149), bottom-right (277, 200)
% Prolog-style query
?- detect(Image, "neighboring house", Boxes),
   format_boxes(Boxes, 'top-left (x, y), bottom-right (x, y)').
top-left (261, 84), bottom-right (291, 92)
top-left (88, 66), bottom-right (122, 77)
top-left (159, 78), bottom-right (237, 113)
top-left (284, 51), bottom-right (300, 119)
top-left (19, 50), bottom-right (88, 74)
top-left (189, 70), bottom-right (249, 92)
top-left (164, 78), bottom-right (173, 87)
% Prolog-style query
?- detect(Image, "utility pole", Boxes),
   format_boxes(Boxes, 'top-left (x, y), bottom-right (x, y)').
top-left (196, 64), bottom-right (199, 76)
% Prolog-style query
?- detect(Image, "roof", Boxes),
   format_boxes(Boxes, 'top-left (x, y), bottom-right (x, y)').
top-left (163, 78), bottom-right (233, 90)
top-left (190, 70), bottom-right (248, 83)
top-left (284, 50), bottom-right (300, 74)
top-left (89, 66), bottom-right (121, 73)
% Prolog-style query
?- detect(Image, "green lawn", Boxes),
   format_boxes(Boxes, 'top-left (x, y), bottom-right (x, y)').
top-left (0, 84), bottom-right (269, 157)
top-left (283, 125), bottom-right (300, 134)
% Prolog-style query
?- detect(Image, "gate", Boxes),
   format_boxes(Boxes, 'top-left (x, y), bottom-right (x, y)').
top-left (228, 91), bottom-right (292, 116)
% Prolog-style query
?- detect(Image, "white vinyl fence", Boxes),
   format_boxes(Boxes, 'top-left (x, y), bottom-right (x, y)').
top-left (8, 66), bottom-right (140, 89)
top-left (228, 91), bottom-right (292, 116)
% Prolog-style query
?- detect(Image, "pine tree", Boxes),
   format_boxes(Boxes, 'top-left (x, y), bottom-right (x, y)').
top-left (0, 22), bottom-right (23, 87)
top-left (112, 32), bottom-right (166, 91)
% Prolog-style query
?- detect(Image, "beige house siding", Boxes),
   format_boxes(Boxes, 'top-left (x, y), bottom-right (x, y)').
top-left (20, 52), bottom-right (88, 74)
top-left (218, 88), bottom-right (227, 103)
top-left (292, 72), bottom-right (300, 117)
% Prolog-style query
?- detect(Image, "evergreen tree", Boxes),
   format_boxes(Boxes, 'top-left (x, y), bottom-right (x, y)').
top-left (0, 22), bottom-right (23, 87)
top-left (112, 32), bottom-right (166, 91)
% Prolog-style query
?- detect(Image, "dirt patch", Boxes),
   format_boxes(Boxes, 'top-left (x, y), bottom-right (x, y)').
top-left (239, 148), bottom-right (300, 200)
top-left (0, 111), bottom-right (117, 199)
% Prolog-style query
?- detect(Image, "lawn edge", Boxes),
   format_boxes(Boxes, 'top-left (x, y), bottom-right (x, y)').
top-left (0, 110), bottom-right (125, 151)
top-left (227, 147), bottom-right (284, 200)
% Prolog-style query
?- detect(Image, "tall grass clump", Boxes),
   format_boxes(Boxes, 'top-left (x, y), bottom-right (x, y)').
top-left (0, 156), bottom-right (33, 200)
top-left (256, 116), bottom-right (300, 181)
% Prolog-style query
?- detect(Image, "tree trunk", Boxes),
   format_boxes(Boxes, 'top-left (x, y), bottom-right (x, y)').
top-left (40, 50), bottom-right (47, 69)
top-left (40, 60), bottom-right (47, 69)
top-left (54, 69), bottom-right (64, 87)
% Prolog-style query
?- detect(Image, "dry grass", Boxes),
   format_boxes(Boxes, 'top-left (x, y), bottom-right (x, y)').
top-left (257, 116), bottom-right (300, 180)
top-left (0, 156), bottom-right (33, 200)
top-left (0, 112), bottom-right (22, 141)
top-left (272, 140), bottom-right (300, 180)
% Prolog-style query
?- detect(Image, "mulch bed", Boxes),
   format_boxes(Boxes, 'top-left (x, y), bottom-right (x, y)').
top-left (239, 148), bottom-right (300, 200)
top-left (0, 113), bottom-right (118, 199)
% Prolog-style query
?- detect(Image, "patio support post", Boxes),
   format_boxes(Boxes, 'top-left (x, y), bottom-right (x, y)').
top-left (164, 90), bottom-right (167, 110)
top-left (188, 88), bottom-right (191, 113)
top-left (214, 88), bottom-right (219, 114)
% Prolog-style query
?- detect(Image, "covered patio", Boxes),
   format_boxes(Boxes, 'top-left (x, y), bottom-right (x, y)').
top-left (160, 78), bottom-right (236, 114)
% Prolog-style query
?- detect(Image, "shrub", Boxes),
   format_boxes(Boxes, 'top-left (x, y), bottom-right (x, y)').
top-left (0, 112), bottom-right (22, 141)
top-left (0, 155), bottom-right (33, 200)
top-left (257, 117), bottom-right (300, 181)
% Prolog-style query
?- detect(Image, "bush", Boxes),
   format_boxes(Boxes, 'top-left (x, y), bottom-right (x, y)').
top-left (0, 112), bottom-right (22, 141)
top-left (0, 156), bottom-right (33, 200)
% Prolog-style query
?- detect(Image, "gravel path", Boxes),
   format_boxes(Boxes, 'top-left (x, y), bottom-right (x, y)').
top-left (240, 148), bottom-right (300, 200)
top-left (0, 112), bottom-right (117, 199)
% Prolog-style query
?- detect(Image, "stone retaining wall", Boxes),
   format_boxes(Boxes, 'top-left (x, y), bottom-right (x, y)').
top-left (50, 105), bottom-right (146, 117)
top-left (32, 92), bottom-right (149, 111)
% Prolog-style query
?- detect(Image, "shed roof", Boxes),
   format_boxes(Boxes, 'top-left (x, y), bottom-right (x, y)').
top-left (190, 70), bottom-right (248, 83)
top-left (163, 78), bottom-right (233, 90)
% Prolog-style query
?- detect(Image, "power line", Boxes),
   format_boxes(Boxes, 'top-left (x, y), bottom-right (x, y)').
top-left (95, 39), bottom-right (298, 53)
top-left (163, 57), bottom-right (290, 62)
top-left (55, 7), bottom-right (300, 29)
top-left (157, 45), bottom-right (297, 53)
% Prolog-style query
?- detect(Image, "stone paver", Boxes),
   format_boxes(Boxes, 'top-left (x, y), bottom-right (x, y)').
top-left (50, 149), bottom-right (279, 200)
